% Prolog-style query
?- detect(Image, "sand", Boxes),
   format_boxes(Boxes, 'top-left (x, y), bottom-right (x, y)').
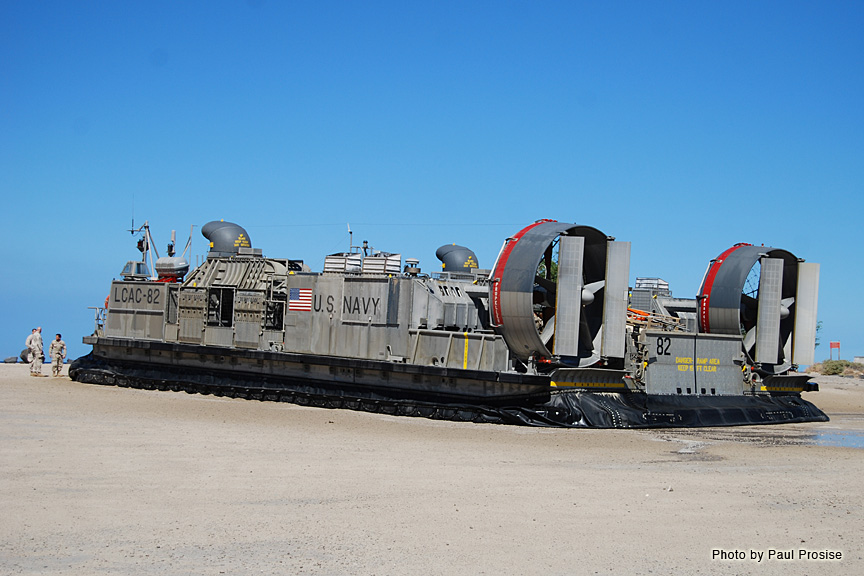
top-left (1, 362), bottom-right (862, 575)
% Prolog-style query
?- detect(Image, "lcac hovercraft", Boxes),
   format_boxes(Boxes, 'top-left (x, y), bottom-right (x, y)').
top-left (70, 219), bottom-right (826, 428)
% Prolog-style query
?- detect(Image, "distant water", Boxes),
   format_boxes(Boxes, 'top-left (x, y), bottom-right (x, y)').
top-left (812, 430), bottom-right (864, 449)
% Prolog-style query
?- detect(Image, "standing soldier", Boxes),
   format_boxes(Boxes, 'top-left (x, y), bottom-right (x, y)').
top-left (49, 333), bottom-right (67, 377)
top-left (24, 328), bottom-right (36, 363)
top-left (29, 326), bottom-right (44, 377)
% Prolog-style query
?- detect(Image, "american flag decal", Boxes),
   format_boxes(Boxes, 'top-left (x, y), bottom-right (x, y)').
top-left (288, 288), bottom-right (312, 311)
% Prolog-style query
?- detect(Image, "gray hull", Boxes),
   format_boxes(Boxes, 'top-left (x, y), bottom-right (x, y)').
top-left (70, 337), bottom-right (828, 428)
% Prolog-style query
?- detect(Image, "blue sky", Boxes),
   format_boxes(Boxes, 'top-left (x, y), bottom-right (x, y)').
top-left (2, 1), bottom-right (862, 364)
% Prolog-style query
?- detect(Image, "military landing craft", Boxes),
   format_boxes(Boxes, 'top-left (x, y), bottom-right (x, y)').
top-left (70, 219), bottom-right (827, 427)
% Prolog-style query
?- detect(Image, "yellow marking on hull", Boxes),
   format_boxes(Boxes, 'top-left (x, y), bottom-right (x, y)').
top-left (551, 381), bottom-right (628, 389)
top-left (760, 385), bottom-right (804, 392)
top-left (463, 332), bottom-right (469, 369)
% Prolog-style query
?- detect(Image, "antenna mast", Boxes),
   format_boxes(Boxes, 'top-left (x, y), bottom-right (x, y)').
top-left (128, 220), bottom-right (159, 280)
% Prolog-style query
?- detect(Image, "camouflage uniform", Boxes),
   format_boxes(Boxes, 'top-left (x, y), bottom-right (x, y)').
top-left (49, 337), bottom-right (67, 377)
top-left (29, 329), bottom-right (43, 376)
top-left (25, 331), bottom-right (34, 360)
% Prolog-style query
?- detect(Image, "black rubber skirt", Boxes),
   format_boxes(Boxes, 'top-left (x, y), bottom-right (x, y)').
top-left (70, 353), bottom-right (828, 429)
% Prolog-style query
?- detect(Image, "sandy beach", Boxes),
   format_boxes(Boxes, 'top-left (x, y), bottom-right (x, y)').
top-left (1, 362), bottom-right (862, 575)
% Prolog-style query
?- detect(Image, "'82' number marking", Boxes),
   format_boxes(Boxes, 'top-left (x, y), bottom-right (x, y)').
top-left (656, 336), bottom-right (672, 356)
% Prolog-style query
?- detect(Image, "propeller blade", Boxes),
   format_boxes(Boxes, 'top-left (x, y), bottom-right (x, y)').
top-left (584, 280), bottom-right (605, 294)
top-left (581, 280), bottom-right (605, 305)
top-left (540, 315), bottom-right (555, 345)
top-left (743, 326), bottom-right (756, 352)
top-left (535, 275), bottom-right (557, 294)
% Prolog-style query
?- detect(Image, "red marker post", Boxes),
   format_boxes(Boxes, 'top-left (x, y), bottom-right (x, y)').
top-left (830, 341), bottom-right (840, 360)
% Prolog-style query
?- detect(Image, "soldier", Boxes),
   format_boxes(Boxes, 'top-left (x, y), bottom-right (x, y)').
top-left (25, 328), bottom-right (36, 358)
top-left (49, 333), bottom-right (67, 377)
top-left (23, 328), bottom-right (35, 368)
top-left (29, 326), bottom-right (44, 377)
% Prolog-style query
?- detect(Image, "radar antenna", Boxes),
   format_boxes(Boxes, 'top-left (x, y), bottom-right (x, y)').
top-left (127, 220), bottom-right (159, 280)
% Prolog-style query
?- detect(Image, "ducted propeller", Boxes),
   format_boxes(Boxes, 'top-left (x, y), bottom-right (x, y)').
top-left (489, 220), bottom-right (630, 368)
top-left (698, 244), bottom-right (819, 374)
